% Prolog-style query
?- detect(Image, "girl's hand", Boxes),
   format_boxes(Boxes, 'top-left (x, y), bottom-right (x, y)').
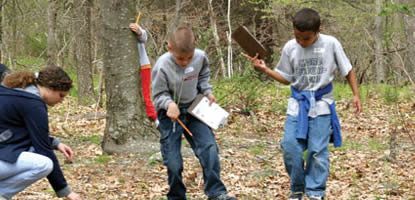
top-left (66, 192), bottom-right (82, 200)
top-left (57, 143), bottom-right (73, 163)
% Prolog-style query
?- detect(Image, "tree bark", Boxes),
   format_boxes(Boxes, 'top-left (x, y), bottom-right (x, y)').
top-left (75, 0), bottom-right (95, 106)
top-left (170, 0), bottom-right (181, 31)
top-left (0, 0), bottom-right (4, 63)
top-left (373, 0), bottom-right (386, 83)
top-left (403, 0), bottom-right (415, 84)
top-left (100, 0), bottom-right (157, 154)
top-left (47, 0), bottom-right (57, 67)
top-left (391, 2), bottom-right (404, 84)
top-left (226, 0), bottom-right (232, 78)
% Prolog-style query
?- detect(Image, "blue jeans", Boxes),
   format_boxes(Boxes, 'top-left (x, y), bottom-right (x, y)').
top-left (0, 150), bottom-right (53, 199)
top-left (157, 108), bottom-right (227, 200)
top-left (281, 115), bottom-right (331, 197)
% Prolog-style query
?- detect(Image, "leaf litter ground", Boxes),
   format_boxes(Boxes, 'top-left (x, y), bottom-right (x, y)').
top-left (15, 90), bottom-right (415, 200)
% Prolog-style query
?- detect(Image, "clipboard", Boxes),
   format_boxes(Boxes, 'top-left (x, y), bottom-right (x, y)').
top-left (187, 95), bottom-right (229, 130)
top-left (232, 25), bottom-right (268, 59)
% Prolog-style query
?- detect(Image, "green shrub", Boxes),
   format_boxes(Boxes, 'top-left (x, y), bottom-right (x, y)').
top-left (383, 84), bottom-right (399, 103)
top-left (23, 33), bottom-right (47, 58)
top-left (214, 67), bottom-right (268, 114)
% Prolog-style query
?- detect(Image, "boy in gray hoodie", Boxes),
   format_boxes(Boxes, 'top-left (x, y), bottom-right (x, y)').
top-left (152, 27), bottom-right (236, 200)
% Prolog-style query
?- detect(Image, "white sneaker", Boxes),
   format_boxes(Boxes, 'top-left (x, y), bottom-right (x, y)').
top-left (288, 192), bottom-right (304, 200)
top-left (309, 195), bottom-right (324, 200)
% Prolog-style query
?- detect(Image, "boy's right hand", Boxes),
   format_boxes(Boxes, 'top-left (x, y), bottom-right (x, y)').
top-left (66, 192), bottom-right (82, 200)
top-left (251, 53), bottom-right (267, 72)
top-left (167, 102), bottom-right (180, 121)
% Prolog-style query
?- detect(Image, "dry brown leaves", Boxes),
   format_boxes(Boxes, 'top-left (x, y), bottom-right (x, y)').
top-left (15, 91), bottom-right (415, 200)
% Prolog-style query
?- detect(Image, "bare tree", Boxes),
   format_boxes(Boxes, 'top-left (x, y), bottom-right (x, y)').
top-left (208, 0), bottom-right (225, 79)
top-left (74, 0), bottom-right (95, 105)
top-left (171, 0), bottom-right (181, 31)
top-left (373, 0), bottom-right (386, 83)
top-left (100, 0), bottom-right (157, 154)
top-left (47, 0), bottom-right (57, 67)
top-left (226, 0), bottom-right (232, 77)
top-left (403, 0), bottom-right (415, 84)
top-left (0, 0), bottom-right (5, 63)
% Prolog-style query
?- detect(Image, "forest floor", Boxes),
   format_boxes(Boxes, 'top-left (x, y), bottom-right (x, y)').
top-left (15, 87), bottom-right (415, 200)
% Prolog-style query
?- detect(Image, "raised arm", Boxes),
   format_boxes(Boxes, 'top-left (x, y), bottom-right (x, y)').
top-left (251, 54), bottom-right (290, 85)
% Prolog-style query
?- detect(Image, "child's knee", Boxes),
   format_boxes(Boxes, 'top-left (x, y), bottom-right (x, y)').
top-left (34, 156), bottom-right (53, 178)
top-left (166, 159), bottom-right (182, 174)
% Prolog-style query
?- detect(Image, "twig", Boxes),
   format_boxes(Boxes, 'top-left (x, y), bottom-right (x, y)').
top-left (241, 52), bottom-right (254, 60)
top-left (14, 61), bottom-right (31, 69)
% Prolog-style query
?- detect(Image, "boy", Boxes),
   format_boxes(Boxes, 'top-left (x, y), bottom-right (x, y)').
top-left (152, 27), bottom-right (236, 200)
top-left (251, 8), bottom-right (362, 200)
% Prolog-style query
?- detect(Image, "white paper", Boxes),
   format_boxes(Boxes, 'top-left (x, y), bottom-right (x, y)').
top-left (190, 96), bottom-right (229, 130)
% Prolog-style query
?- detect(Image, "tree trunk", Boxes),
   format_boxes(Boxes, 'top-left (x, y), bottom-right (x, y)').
top-left (47, 0), bottom-right (57, 67)
top-left (226, 0), bottom-right (233, 78)
top-left (170, 0), bottom-right (181, 31)
top-left (0, 0), bottom-right (4, 63)
top-left (75, 0), bottom-right (95, 106)
top-left (373, 0), bottom-right (386, 83)
top-left (391, 2), bottom-right (405, 84)
top-left (208, 0), bottom-right (225, 79)
top-left (100, 0), bottom-right (157, 154)
top-left (403, 0), bottom-right (415, 84)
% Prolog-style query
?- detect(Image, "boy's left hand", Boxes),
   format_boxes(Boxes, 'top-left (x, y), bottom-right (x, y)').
top-left (207, 94), bottom-right (216, 105)
top-left (129, 23), bottom-right (142, 36)
top-left (353, 95), bottom-right (362, 116)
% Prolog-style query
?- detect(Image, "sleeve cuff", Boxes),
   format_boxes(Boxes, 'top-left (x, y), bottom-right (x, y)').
top-left (275, 68), bottom-right (293, 83)
top-left (56, 185), bottom-right (72, 198)
top-left (137, 27), bottom-right (147, 43)
top-left (202, 89), bottom-right (213, 96)
top-left (162, 99), bottom-right (173, 110)
top-left (51, 137), bottom-right (61, 150)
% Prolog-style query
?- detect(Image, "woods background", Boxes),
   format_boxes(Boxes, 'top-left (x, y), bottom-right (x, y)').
top-left (2, 0), bottom-right (415, 85)
top-left (2, 0), bottom-right (415, 199)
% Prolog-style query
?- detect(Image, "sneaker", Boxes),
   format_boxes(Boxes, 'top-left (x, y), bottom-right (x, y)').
top-left (309, 196), bottom-right (324, 200)
top-left (288, 192), bottom-right (304, 200)
top-left (208, 193), bottom-right (237, 200)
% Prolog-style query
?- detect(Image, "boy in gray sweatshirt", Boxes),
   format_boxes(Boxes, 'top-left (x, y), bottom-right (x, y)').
top-left (152, 27), bottom-right (236, 200)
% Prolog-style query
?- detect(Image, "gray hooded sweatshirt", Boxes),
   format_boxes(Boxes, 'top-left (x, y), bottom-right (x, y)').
top-left (151, 49), bottom-right (213, 112)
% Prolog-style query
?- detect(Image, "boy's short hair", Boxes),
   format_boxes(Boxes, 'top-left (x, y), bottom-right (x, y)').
top-left (169, 26), bottom-right (195, 53)
top-left (293, 8), bottom-right (320, 32)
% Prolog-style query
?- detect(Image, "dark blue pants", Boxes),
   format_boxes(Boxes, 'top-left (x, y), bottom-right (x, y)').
top-left (157, 108), bottom-right (227, 200)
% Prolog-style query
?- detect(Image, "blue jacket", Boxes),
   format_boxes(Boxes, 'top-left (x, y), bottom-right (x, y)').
top-left (0, 85), bottom-right (69, 195)
top-left (290, 83), bottom-right (342, 147)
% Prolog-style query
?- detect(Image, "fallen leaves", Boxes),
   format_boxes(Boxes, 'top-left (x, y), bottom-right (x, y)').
top-left (14, 89), bottom-right (415, 200)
